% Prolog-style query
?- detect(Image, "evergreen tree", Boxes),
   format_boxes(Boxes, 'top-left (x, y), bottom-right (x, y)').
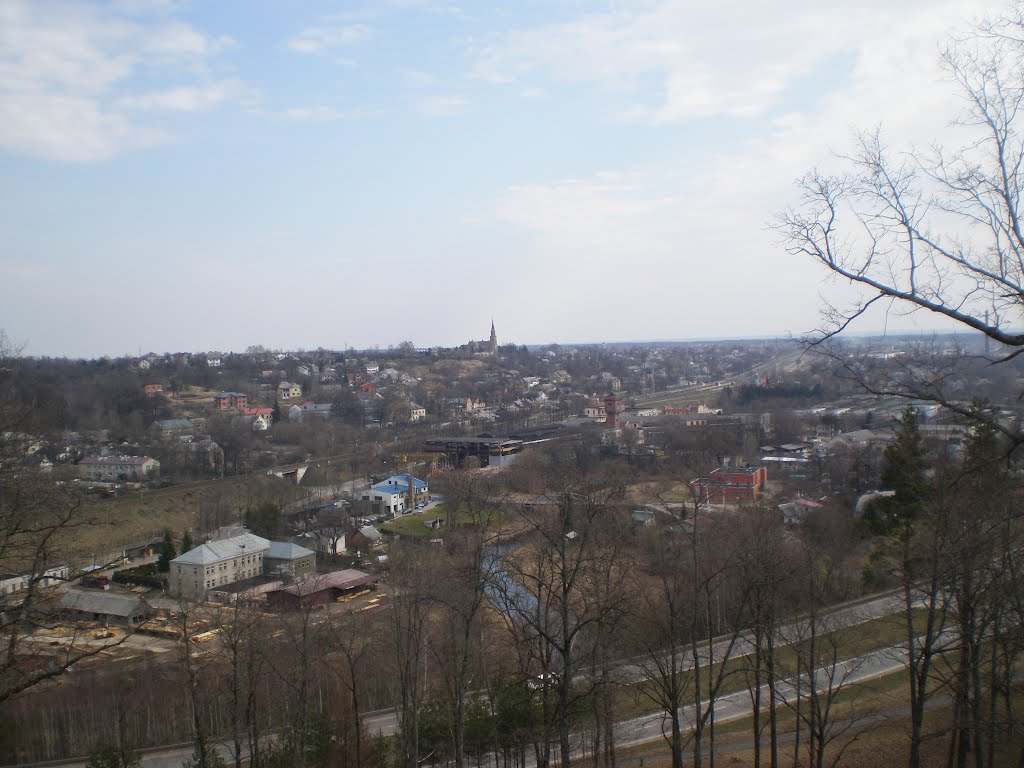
top-left (156, 529), bottom-right (176, 573)
top-left (181, 528), bottom-right (193, 554)
top-left (863, 407), bottom-right (930, 536)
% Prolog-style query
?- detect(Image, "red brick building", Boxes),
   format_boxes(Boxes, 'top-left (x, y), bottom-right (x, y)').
top-left (690, 465), bottom-right (768, 503)
top-left (213, 391), bottom-right (248, 410)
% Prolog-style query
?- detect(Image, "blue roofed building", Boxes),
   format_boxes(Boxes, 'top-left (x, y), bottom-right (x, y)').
top-left (360, 474), bottom-right (429, 516)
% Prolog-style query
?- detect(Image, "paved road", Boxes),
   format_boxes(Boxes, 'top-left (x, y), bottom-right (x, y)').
top-left (21, 589), bottom-right (914, 768)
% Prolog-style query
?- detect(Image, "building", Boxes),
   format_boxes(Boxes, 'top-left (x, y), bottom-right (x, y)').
top-left (288, 402), bottom-right (333, 422)
top-left (213, 392), bottom-right (248, 410)
top-left (359, 474), bottom-right (429, 516)
top-left (264, 541), bottom-right (316, 581)
top-left (0, 565), bottom-right (70, 597)
top-left (277, 382), bottom-right (303, 400)
top-left (143, 383), bottom-right (164, 395)
top-left (266, 569), bottom-right (377, 610)
top-left (169, 530), bottom-right (271, 600)
top-left (689, 466), bottom-right (768, 504)
top-left (150, 418), bottom-right (201, 438)
top-left (59, 591), bottom-right (153, 627)
top-left (78, 455), bottom-right (160, 482)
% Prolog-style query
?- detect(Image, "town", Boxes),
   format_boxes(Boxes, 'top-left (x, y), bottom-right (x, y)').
top-left (2, 325), bottom-right (1021, 767)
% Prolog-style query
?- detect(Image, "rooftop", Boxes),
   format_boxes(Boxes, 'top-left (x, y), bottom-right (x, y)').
top-left (172, 532), bottom-right (271, 566)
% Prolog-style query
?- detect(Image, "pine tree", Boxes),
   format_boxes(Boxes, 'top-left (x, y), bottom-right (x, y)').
top-left (157, 529), bottom-right (176, 573)
top-left (181, 529), bottom-right (194, 554)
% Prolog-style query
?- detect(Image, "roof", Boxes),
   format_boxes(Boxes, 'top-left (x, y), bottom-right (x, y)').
top-left (215, 391), bottom-right (247, 398)
top-left (153, 419), bottom-right (194, 430)
top-left (172, 533), bottom-right (271, 565)
top-left (80, 455), bottom-right (154, 466)
top-left (357, 525), bottom-right (382, 542)
top-left (371, 474), bottom-right (428, 492)
top-left (276, 569), bottom-right (376, 597)
top-left (266, 541), bottom-right (315, 561)
top-left (60, 591), bottom-right (151, 618)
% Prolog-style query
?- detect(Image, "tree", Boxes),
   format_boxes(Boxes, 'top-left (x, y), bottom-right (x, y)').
top-left (776, 7), bottom-right (1024, 444)
top-left (157, 529), bottom-right (176, 572)
top-left (0, 332), bottom-right (130, 704)
top-left (85, 741), bottom-right (141, 768)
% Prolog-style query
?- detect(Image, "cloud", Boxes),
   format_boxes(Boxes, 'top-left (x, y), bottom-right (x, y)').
top-left (268, 104), bottom-right (383, 122)
top-left (469, 0), bottom-right (990, 125)
top-left (0, 0), bottom-right (238, 162)
top-left (121, 79), bottom-right (241, 111)
top-left (287, 23), bottom-right (370, 54)
top-left (417, 94), bottom-right (469, 116)
top-left (495, 173), bottom-right (686, 256)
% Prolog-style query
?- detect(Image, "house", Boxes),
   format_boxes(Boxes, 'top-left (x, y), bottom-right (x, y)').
top-left (408, 402), bottom-right (426, 422)
top-left (169, 529), bottom-right (271, 600)
top-left (277, 382), bottom-right (303, 400)
top-left (150, 418), bottom-right (198, 437)
top-left (143, 384), bottom-right (164, 395)
top-left (242, 407), bottom-right (274, 431)
top-left (213, 392), bottom-right (248, 410)
top-left (359, 475), bottom-right (429, 516)
top-left (264, 541), bottom-right (316, 581)
top-left (296, 529), bottom-right (347, 557)
top-left (348, 525), bottom-right (382, 551)
top-left (288, 402), bottom-right (333, 422)
top-left (779, 497), bottom-right (824, 525)
top-left (78, 455), bottom-right (160, 482)
top-left (631, 510), bottom-right (656, 527)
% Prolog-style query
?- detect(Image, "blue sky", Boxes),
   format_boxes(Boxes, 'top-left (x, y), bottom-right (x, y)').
top-left (0, 0), bottom-right (1001, 357)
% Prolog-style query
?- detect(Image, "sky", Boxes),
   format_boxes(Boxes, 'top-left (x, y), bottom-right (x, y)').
top-left (0, 0), bottom-right (1005, 358)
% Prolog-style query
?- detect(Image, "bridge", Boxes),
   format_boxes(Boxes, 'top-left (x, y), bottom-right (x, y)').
top-left (423, 436), bottom-right (524, 468)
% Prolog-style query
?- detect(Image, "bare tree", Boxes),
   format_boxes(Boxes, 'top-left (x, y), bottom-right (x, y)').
top-left (775, 8), bottom-right (1024, 442)
top-left (0, 335), bottom-right (131, 704)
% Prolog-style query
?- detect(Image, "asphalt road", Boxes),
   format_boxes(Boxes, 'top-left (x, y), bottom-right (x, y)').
top-left (21, 589), bottom-right (914, 768)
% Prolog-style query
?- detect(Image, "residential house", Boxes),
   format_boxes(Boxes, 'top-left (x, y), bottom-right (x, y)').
top-left (288, 402), bottom-right (333, 422)
top-left (408, 402), bottom-right (426, 422)
top-left (243, 407), bottom-right (274, 431)
top-left (277, 381), bottom-right (303, 400)
top-left (143, 384), bottom-right (164, 395)
top-left (213, 392), bottom-right (248, 410)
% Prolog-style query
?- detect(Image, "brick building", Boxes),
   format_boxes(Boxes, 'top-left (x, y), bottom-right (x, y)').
top-left (690, 465), bottom-right (768, 503)
top-left (213, 391), bottom-right (249, 410)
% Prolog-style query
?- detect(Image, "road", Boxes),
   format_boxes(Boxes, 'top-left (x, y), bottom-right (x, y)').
top-left (19, 588), bottom-right (914, 768)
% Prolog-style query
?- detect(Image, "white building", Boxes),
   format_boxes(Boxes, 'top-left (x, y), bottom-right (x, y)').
top-left (169, 529), bottom-right (270, 600)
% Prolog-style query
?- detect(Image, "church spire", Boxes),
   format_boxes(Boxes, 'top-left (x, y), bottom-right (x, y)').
top-left (489, 318), bottom-right (497, 354)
